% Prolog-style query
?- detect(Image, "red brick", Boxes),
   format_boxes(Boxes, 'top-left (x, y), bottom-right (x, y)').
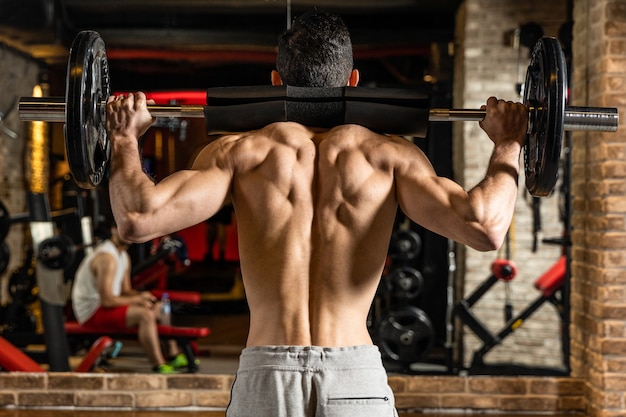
top-left (106, 374), bottom-right (164, 390)
top-left (603, 196), bottom-right (626, 213)
top-left (0, 374), bottom-right (45, 389)
top-left (598, 286), bottom-right (626, 303)
top-left (601, 339), bottom-right (626, 352)
top-left (597, 233), bottom-right (626, 249)
top-left (440, 394), bottom-right (498, 409)
top-left (604, 374), bottom-right (626, 391)
top-left (48, 374), bottom-right (104, 390)
top-left (18, 392), bottom-right (74, 407)
top-left (394, 393), bottom-right (439, 409)
top-left (195, 391), bottom-right (231, 408)
top-left (75, 392), bottom-right (134, 408)
top-left (605, 357), bottom-right (626, 372)
top-left (605, 76), bottom-right (626, 92)
top-left (135, 391), bottom-right (192, 408)
top-left (387, 376), bottom-right (407, 393)
top-left (606, 21), bottom-right (626, 36)
top-left (0, 392), bottom-right (15, 406)
top-left (587, 214), bottom-right (626, 232)
top-left (590, 302), bottom-right (626, 319)
top-left (405, 376), bottom-right (465, 393)
top-left (559, 395), bottom-right (586, 412)
top-left (606, 1), bottom-right (626, 21)
top-left (468, 377), bottom-right (527, 395)
top-left (499, 395), bottom-right (559, 411)
top-left (167, 374), bottom-right (229, 390)
top-left (600, 161), bottom-right (626, 178)
top-left (528, 378), bottom-right (584, 395)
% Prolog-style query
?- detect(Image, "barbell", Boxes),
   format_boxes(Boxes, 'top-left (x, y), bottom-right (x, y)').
top-left (17, 31), bottom-right (619, 196)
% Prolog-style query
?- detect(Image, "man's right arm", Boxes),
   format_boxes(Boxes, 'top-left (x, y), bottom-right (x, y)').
top-left (106, 92), bottom-right (234, 243)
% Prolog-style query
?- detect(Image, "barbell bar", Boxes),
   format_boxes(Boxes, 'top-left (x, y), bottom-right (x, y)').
top-left (15, 30), bottom-right (620, 196)
top-left (19, 97), bottom-right (206, 122)
top-left (19, 97), bottom-right (618, 133)
top-left (0, 198), bottom-right (77, 241)
top-left (429, 107), bottom-right (618, 132)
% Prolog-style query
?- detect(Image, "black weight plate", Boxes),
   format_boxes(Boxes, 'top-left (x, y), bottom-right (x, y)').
top-left (38, 235), bottom-right (76, 270)
top-left (523, 37), bottom-right (566, 197)
top-left (377, 306), bottom-right (435, 364)
top-left (389, 230), bottom-right (422, 261)
top-left (385, 266), bottom-right (424, 300)
top-left (65, 31), bottom-right (111, 189)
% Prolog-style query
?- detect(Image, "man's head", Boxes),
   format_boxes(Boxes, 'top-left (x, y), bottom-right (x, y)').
top-left (274, 9), bottom-right (357, 88)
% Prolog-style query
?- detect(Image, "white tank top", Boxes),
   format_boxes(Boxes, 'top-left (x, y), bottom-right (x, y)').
top-left (71, 240), bottom-right (130, 324)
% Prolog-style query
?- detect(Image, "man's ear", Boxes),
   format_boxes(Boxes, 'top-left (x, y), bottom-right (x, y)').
top-left (271, 70), bottom-right (283, 86)
top-left (348, 69), bottom-right (360, 87)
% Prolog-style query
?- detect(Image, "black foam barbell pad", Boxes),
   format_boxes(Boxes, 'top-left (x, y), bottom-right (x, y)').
top-left (205, 85), bottom-right (431, 138)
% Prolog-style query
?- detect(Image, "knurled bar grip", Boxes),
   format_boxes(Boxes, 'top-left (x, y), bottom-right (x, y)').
top-left (429, 107), bottom-right (619, 132)
top-left (18, 97), bottom-right (206, 122)
top-left (19, 96), bottom-right (619, 133)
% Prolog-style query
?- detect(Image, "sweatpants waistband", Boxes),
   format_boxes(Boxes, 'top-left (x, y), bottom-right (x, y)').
top-left (238, 345), bottom-right (383, 371)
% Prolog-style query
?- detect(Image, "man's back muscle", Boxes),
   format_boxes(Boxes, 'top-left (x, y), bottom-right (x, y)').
top-left (221, 122), bottom-right (406, 347)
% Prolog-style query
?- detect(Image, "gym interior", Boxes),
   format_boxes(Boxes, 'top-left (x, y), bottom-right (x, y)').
top-left (0, 0), bottom-right (624, 416)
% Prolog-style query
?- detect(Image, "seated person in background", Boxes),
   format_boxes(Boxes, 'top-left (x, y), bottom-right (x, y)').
top-left (71, 219), bottom-right (187, 373)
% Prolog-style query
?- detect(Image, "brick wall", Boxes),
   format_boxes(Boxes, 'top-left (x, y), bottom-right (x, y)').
top-left (0, 46), bottom-right (39, 303)
top-left (0, 373), bottom-right (584, 414)
top-left (454, 0), bottom-right (568, 368)
top-left (570, 1), bottom-right (626, 416)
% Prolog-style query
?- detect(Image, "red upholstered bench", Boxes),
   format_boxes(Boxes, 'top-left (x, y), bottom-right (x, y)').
top-left (65, 289), bottom-right (210, 373)
top-left (64, 322), bottom-right (209, 372)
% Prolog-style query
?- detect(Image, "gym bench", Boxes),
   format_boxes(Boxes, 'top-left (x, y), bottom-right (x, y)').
top-left (65, 290), bottom-right (210, 373)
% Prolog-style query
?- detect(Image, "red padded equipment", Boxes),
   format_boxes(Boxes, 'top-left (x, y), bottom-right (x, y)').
top-left (534, 256), bottom-right (566, 297)
top-left (65, 322), bottom-right (209, 338)
top-left (0, 335), bottom-right (113, 372)
top-left (0, 336), bottom-right (45, 372)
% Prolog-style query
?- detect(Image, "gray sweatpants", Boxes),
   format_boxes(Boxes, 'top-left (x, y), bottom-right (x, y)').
top-left (226, 345), bottom-right (398, 417)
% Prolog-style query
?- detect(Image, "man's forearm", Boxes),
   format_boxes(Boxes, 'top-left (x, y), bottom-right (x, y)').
top-left (108, 135), bottom-right (154, 235)
top-left (467, 142), bottom-right (521, 249)
top-left (470, 171), bottom-right (518, 233)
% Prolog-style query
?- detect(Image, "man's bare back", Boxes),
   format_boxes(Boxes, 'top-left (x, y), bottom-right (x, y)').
top-left (203, 122), bottom-right (402, 347)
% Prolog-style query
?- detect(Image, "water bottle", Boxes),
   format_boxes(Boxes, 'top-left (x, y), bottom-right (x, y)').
top-left (160, 292), bottom-right (171, 326)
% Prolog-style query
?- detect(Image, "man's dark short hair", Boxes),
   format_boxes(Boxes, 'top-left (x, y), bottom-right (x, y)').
top-left (276, 9), bottom-right (353, 87)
